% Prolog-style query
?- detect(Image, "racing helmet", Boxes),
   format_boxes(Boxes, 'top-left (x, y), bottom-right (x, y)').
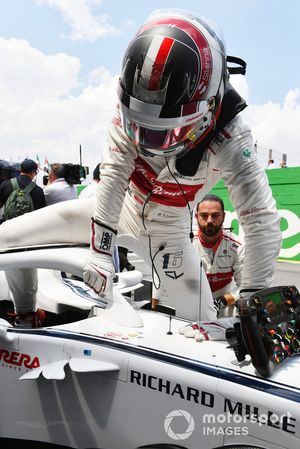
top-left (118, 9), bottom-right (227, 157)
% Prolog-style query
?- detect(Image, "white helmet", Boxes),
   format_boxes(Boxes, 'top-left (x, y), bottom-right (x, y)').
top-left (118, 9), bottom-right (227, 157)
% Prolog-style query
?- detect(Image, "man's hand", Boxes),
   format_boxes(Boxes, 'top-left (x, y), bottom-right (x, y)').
top-left (179, 320), bottom-right (229, 342)
top-left (213, 295), bottom-right (227, 313)
top-left (83, 219), bottom-right (117, 295)
top-left (83, 255), bottom-right (115, 294)
top-left (178, 323), bottom-right (210, 341)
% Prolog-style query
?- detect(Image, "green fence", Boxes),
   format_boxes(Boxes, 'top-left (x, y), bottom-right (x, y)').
top-left (211, 167), bottom-right (300, 262)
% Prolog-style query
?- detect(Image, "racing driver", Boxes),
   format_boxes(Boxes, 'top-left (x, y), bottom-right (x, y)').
top-left (83, 9), bottom-right (282, 324)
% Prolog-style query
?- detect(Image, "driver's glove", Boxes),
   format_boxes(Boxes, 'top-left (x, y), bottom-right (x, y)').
top-left (83, 219), bottom-right (117, 294)
top-left (178, 320), bottom-right (233, 342)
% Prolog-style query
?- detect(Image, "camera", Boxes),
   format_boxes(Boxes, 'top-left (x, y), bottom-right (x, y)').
top-left (63, 164), bottom-right (82, 185)
top-left (43, 174), bottom-right (49, 186)
top-left (43, 163), bottom-right (87, 186)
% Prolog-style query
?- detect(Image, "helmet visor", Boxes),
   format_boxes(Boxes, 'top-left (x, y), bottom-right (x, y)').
top-left (123, 117), bottom-right (201, 156)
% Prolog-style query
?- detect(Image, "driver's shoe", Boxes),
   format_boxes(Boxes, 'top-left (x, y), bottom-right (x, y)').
top-left (8, 309), bottom-right (46, 329)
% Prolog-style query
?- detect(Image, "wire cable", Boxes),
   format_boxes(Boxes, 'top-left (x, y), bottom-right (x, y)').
top-left (141, 158), bottom-right (196, 291)
top-left (141, 192), bottom-right (163, 290)
top-left (165, 158), bottom-right (194, 242)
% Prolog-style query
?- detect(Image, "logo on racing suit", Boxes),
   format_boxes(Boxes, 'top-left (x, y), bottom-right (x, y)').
top-left (100, 232), bottom-right (112, 251)
top-left (241, 148), bottom-right (251, 160)
top-left (163, 252), bottom-right (184, 279)
top-left (131, 157), bottom-right (202, 207)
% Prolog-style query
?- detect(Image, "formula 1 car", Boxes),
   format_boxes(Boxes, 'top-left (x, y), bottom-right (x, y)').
top-left (0, 245), bottom-right (300, 449)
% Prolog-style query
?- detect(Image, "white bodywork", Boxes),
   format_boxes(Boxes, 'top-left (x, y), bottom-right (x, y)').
top-left (0, 247), bottom-right (299, 449)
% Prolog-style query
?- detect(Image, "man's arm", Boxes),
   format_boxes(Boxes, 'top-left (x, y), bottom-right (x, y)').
top-left (83, 110), bottom-right (137, 293)
top-left (215, 117), bottom-right (281, 292)
top-left (94, 113), bottom-right (138, 227)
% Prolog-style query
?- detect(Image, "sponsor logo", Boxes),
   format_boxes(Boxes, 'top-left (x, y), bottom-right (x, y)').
top-left (130, 370), bottom-right (296, 435)
top-left (201, 47), bottom-right (212, 83)
top-left (130, 370), bottom-right (215, 406)
top-left (213, 134), bottom-right (225, 144)
top-left (135, 163), bottom-right (192, 197)
top-left (240, 206), bottom-right (267, 217)
top-left (0, 348), bottom-right (40, 370)
top-left (242, 148), bottom-right (251, 159)
top-left (164, 409), bottom-right (195, 440)
top-left (100, 232), bottom-right (112, 251)
top-left (225, 208), bottom-right (300, 260)
top-left (104, 331), bottom-right (143, 340)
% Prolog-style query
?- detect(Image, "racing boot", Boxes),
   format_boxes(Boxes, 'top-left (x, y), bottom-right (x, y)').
top-left (8, 308), bottom-right (46, 329)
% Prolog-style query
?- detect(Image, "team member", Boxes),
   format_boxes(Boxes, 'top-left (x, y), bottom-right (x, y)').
top-left (83, 10), bottom-right (281, 323)
top-left (194, 194), bottom-right (244, 317)
top-left (152, 195), bottom-right (244, 315)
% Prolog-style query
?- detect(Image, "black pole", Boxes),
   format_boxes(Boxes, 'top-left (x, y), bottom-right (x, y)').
top-left (79, 144), bottom-right (82, 166)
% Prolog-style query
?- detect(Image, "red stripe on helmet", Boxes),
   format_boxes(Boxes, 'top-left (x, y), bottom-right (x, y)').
top-left (182, 102), bottom-right (198, 116)
top-left (139, 17), bottom-right (212, 100)
top-left (148, 37), bottom-right (174, 90)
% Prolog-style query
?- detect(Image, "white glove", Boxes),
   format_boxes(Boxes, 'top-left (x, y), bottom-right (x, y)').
top-left (178, 320), bottom-right (231, 342)
top-left (83, 219), bottom-right (117, 294)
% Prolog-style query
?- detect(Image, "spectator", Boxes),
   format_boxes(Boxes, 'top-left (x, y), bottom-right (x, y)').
top-left (44, 163), bottom-right (77, 205)
top-left (0, 159), bottom-right (46, 328)
top-left (0, 159), bottom-right (46, 216)
top-left (194, 195), bottom-right (244, 317)
top-left (266, 159), bottom-right (276, 169)
top-left (78, 163), bottom-right (101, 199)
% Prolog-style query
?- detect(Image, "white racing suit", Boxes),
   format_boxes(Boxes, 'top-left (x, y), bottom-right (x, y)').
top-left (92, 109), bottom-right (281, 322)
top-left (193, 229), bottom-right (244, 301)
top-left (193, 229), bottom-right (244, 317)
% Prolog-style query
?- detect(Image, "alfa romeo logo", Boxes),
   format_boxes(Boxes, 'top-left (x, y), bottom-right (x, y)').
top-left (164, 409), bottom-right (195, 440)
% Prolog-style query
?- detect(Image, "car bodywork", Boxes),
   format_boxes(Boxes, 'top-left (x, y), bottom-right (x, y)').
top-left (0, 246), bottom-right (299, 449)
